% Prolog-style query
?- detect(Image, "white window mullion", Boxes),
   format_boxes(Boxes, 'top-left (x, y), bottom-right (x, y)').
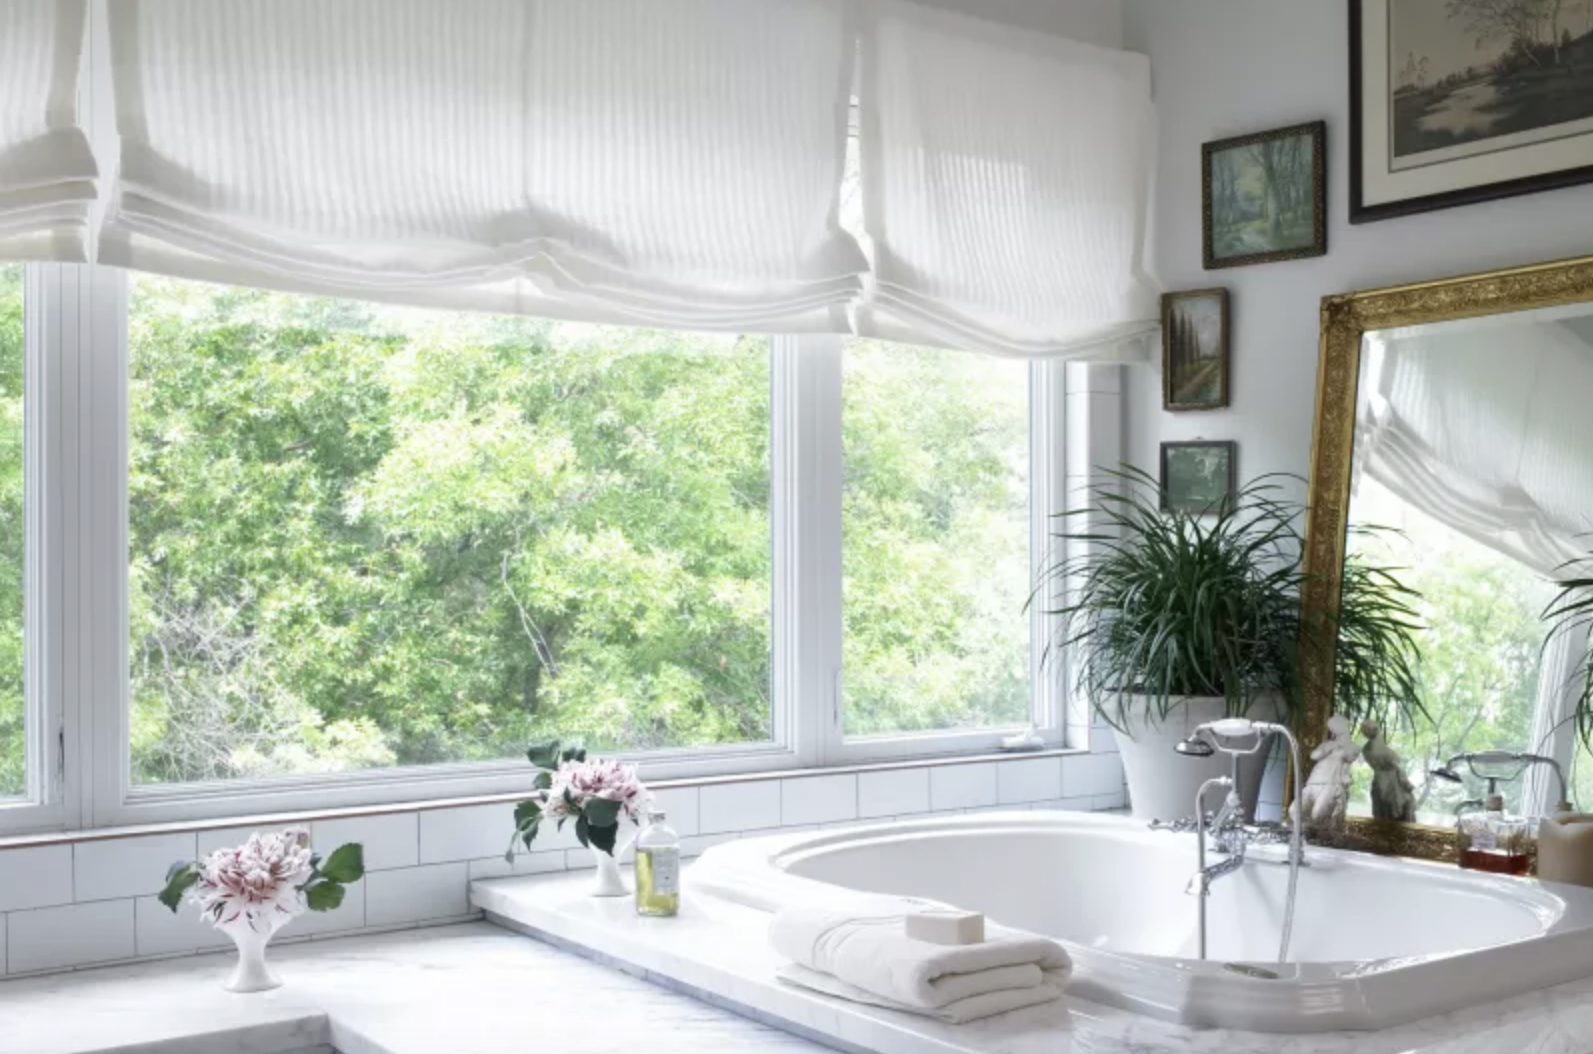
top-left (81, 262), bottom-right (127, 830)
top-left (1029, 360), bottom-right (1068, 747)
top-left (778, 333), bottom-right (844, 767)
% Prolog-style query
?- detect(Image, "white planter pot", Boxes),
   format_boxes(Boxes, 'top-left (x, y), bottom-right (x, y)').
top-left (1111, 695), bottom-right (1280, 823)
top-left (589, 843), bottom-right (628, 897)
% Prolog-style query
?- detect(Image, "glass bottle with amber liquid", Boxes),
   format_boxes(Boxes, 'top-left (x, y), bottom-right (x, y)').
top-left (635, 809), bottom-right (681, 917)
top-left (1458, 794), bottom-right (1532, 876)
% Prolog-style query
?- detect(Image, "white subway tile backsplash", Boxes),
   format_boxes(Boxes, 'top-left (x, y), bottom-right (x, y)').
top-left (313, 812), bottom-right (419, 872)
top-left (293, 880), bottom-right (367, 937)
top-left (133, 897), bottom-right (229, 959)
top-left (997, 758), bottom-right (1063, 804)
top-left (647, 786), bottom-right (700, 837)
top-left (196, 824), bottom-right (281, 858)
top-left (0, 914), bottom-right (5, 974)
top-left (74, 833), bottom-right (197, 903)
top-left (366, 863), bottom-right (470, 927)
top-left (929, 763), bottom-right (998, 811)
top-left (419, 804), bottom-right (514, 864)
top-left (0, 845), bottom-right (72, 913)
top-left (699, 780), bottom-right (780, 834)
top-left (468, 853), bottom-right (567, 882)
top-left (858, 769), bottom-right (929, 819)
top-left (1064, 752), bottom-right (1124, 799)
top-left (8, 900), bottom-right (134, 974)
top-left (781, 775), bottom-right (857, 826)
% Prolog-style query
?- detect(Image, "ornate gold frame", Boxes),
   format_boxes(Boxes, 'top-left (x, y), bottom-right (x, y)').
top-left (1301, 253), bottom-right (1593, 862)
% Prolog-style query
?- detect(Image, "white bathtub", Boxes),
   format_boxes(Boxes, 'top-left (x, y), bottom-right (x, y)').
top-left (691, 810), bottom-right (1593, 1032)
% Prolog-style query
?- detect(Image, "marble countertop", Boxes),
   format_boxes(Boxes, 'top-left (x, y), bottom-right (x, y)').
top-left (473, 869), bottom-right (1593, 1054)
top-left (0, 922), bottom-right (827, 1054)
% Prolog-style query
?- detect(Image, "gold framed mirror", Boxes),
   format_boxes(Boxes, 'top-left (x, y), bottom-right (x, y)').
top-left (1302, 254), bottom-right (1593, 861)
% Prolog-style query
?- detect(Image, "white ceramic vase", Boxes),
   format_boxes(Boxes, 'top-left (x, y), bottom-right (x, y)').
top-left (218, 913), bottom-right (291, 993)
top-left (589, 842), bottom-right (627, 897)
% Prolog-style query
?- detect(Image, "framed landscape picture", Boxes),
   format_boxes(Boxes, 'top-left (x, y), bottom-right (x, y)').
top-left (1203, 121), bottom-right (1327, 269)
top-left (1351, 0), bottom-right (1593, 223)
top-left (1160, 441), bottom-right (1236, 515)
top-left (1162, 289), bottom-right (1230, 411)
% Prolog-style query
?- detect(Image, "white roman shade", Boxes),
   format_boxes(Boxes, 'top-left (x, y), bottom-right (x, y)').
top-left (100, 0), bottom-right (867, 332)
top-left (0, 0), bottom-right (97, 262)
top-left (854, 0), bottom-right (1159, 360)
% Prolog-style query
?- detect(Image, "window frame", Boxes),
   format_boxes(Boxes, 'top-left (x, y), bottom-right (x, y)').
top-left (1, 274), bottom-right (1080, 833)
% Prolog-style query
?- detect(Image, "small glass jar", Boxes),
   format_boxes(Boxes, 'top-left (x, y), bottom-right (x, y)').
top-left (634, 809), bottom-right (681, 917)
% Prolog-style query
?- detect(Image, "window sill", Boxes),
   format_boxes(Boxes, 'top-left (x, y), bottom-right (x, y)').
top-left (0, 746), bottom-right (1088, 851)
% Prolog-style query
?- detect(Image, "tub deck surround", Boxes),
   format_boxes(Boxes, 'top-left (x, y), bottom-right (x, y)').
top-left (470, 813), bottom-right (1593, 1053)
top-left (0, 922), bottom-right (827, 1054)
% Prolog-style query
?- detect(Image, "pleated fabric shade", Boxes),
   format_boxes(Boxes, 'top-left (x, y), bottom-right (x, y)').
top-left (0, 0), bottom-right (98, 262)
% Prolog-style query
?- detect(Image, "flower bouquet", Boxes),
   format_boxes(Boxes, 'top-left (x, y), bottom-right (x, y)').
top-left (158, 828), bottom-right (365, 992)
top-left (507, 740), bottom-right (649, 896)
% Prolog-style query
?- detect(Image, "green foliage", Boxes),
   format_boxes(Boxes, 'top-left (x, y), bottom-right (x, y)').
top-left (157, 861), bottom-right (200, 912)
top-left (1350, 545), bottom-right (1554, 817)
top-left (841, 342), bottom-right (1031, 734)
top-left (0, 266), bottom-right (22, 796)
top-left (0, 272), bottom-right (1035, 792)
top-left (301, 842), bottom-right (366, 911)
top-left (1045, 468), bottom-right (1424, 730)
top-left (125, 277), bottom-right (774, 782)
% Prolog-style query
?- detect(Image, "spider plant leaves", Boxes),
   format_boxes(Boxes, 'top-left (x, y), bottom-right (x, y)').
top-left (1041, 468), bottom-right (1426, 731)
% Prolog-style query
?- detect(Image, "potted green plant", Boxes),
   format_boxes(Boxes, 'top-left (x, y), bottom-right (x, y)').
top-left (1039, 468), bottom-right (1423, 821)
top-left (1544, 554), bottom-right (1593, 750)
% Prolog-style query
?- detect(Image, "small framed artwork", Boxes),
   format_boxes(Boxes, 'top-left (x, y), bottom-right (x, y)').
top-left (1351, 0), bottom-right (1593, 223)
top-left (1162, 288), bottom-right (1230, 411)
top-left (1160, 441), bottom-right (1237, 515)
top-left (1203, 120), bottom-right (1327, 269)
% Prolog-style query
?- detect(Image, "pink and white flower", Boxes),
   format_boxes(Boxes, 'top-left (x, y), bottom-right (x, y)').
top-left (192, 828), bottom-right (316, 928)
top-left (537, 756), bottom-right (648, 826)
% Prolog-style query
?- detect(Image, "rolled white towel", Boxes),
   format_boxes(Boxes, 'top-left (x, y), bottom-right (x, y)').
top-left (768, 899), bottom-right (1071, 1022)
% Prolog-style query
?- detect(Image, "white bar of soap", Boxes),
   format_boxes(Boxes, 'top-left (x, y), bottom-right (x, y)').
top-left (906, 909), bottom-right (985, 945)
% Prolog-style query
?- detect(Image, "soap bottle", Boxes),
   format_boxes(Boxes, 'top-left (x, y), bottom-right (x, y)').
top-left (634, 809), bottom-right (681, 917)
top-left (1459, 793), bottom-right (1532, 876)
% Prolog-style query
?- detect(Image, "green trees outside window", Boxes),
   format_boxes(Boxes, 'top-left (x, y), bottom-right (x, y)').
top-left (0, 265), bottom-right (23, 796)
top-left (841, 342), bottom-right (1031, 736)
top-left (127, 278), bottom-right (773, 783)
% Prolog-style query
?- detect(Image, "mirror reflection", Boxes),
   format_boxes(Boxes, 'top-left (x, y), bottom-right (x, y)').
top-left (1344, 302), bottom-right (1593, 826)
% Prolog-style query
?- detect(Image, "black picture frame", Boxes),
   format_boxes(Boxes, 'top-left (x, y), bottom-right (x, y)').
top-left (1159, 441), bottom-right (1237, 515)
top-left (1349, 0), bottom-right (1593, 224)
top-left (1202, 121), bottom-right (1328, 270)
top-left (1161, 288), bottom-right (1230, 412)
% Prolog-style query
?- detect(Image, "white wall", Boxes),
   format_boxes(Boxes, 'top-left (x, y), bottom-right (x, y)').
top-left (1122, 0), bottom-right (1593, 489)
top-left (911, 0), bottom-right (1123, 46)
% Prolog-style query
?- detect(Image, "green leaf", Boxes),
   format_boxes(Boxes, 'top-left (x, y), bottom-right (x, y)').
top-left (318, 843), bottom-right (365, 884)
top-left (531, 770), bottom-right (552, 792)
top-left (305, 880), bottom-right (347, 912)
top-left (574, 814), bottom-right (591, 849)
top-left (157, 862), bottom-right (199, 913)
top-left (561, 744), bottom-right (587, 764)
top-left (586, 818), bottom-right (619, 856)
top-left (513, 798), bottom-right (543, 826)
top-left (583, 797), bottom-right (623, 828)
top-left (526, 739), bottom-right (562, 770)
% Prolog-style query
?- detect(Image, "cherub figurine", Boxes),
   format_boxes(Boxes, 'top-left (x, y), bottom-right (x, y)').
top-left (1361, 719), bottom-right (1417, 822)
top-left (1292, 714), bottom-right (1359, 832)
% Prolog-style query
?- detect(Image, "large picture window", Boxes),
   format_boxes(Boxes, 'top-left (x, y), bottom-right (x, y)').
top-left (127, 276), bottom-right (773, 786)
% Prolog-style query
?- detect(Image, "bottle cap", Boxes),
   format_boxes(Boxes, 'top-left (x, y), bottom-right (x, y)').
top-left (1486, 793), bottom-right (1505, 812)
